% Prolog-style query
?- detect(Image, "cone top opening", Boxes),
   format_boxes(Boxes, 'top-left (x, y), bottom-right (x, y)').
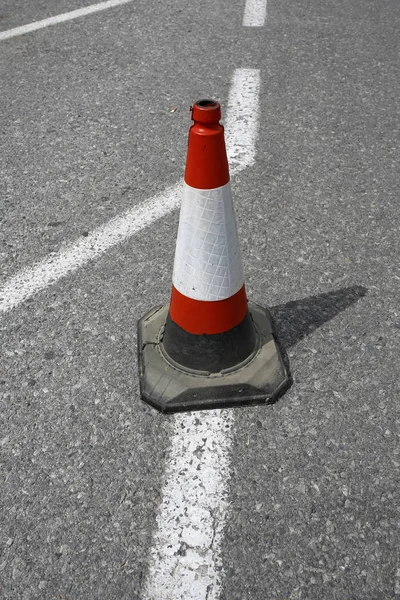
top-left (192, 99), bottom-right (221, 124)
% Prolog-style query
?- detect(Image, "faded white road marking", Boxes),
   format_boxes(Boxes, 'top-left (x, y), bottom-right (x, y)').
top-left (243, 0), bottom-right (267, 27)
top-left (395, 566), bottom-right (400, 595)
top-left (142, 69), bottom-right (261, 600)
top-left (0, 68), bottom-right (260, 318)
top-left (0, 0), bottom-right (134, 42)
top-left (225, 68), bottom-right (261, 170)
top-left (142, 411), bottom-right (234, 600)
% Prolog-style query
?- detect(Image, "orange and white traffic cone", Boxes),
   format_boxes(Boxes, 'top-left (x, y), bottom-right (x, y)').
top-left (137, 100), bottom-right (290, 412)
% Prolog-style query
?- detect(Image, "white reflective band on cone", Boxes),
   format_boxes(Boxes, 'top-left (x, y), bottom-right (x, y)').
top-left (172, 181), bottom-right (244, 302)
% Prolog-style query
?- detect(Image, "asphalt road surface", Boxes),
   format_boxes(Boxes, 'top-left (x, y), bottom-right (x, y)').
top-left (1, 0), bottom-right (399, 598)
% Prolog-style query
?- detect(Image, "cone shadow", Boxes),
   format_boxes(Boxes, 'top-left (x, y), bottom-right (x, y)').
top-left (137, 286), bottom-right (367, 412)
top-left (270, 285), bottom-right (368, 351)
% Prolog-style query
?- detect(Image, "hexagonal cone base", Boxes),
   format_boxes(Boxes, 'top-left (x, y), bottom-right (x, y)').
top-left (137, 303), bottom-right (290, 413)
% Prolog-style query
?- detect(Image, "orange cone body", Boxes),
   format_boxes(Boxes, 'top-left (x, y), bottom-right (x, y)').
top-left (169, 100), bottom-right (247, 335)
top-left (137, 100), bottom-right (290, 412)
top-left (162, 100), bottom-right (256, 371)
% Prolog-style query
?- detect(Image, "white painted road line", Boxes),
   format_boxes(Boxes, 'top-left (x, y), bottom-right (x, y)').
top-left (0, 0), bottom-right (134, 42)
top-left (0, 68), bottom-right (260, 316)
top-left (243, 0), bottom-right (267, 27)
top-left (142, 411), bottom-right (234, 600)
top-left (0, 184), bottom-right (182, 314)
top-left (225, 68), bottom-right (261, 170)
top-left (142, 69), bottom-right (260, 600)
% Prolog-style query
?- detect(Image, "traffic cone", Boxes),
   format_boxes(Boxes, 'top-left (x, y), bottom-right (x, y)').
top-left (137, 99), bottom-right (290, 412)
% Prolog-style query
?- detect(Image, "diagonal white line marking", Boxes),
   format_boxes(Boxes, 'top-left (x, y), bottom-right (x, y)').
top-left (142, 68), bottom-right (261, 600)
top-left (0, 68), bottom-right (260, 319)
top-left (0, 185), bottom-right (181, 313)
top-left (0, 0), bottom-right (135, 42)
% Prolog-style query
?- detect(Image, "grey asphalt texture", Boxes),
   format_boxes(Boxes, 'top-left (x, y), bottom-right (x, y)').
top-left (1, 0), bottom-right (399, 598)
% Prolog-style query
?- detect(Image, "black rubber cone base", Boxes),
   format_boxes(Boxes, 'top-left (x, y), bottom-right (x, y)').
top-left (137, 303), bottom-right (290, 413)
